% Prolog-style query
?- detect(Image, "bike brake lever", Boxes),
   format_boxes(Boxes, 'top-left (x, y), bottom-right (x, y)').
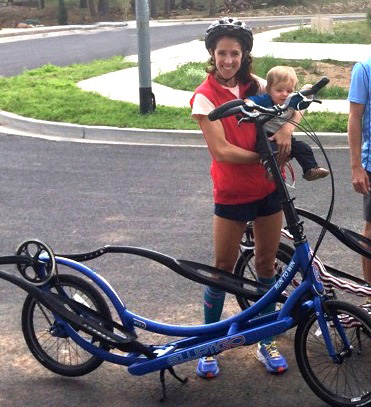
top-left (237, 112), bottom-right (259, 126)
top-left (313, 99), bottom-right (322, 104)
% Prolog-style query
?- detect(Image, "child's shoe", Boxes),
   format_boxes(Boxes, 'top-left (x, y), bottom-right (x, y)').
top-left (303, 167), bottom-right (329, 181)
top-left (196, 356), bottom-right (219, 378)
top-left (257, 341), bottom-right (288, 373)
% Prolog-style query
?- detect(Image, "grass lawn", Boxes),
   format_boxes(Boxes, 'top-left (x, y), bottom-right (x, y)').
top-left (1, 18), bottom-right (359, 135)
top-left (274, 20), bottom-right (370, 44)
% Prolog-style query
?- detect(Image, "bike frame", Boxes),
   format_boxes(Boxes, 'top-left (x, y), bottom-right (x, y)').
top-left (43, 112), bottom-right (348, 375)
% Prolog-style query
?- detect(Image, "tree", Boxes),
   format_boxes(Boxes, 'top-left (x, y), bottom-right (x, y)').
top-left (79, 0), bottom-right (87, 8)
top-left (123, 0), bottom-right (131, 20)
top-left (149, 0), bottom-right (158, 18)
top-left (58, 0), bottom-right (68, 25)
top-left (88, 0), bottom-right (97, 17)
top-left (209, 0), bottom-right (217, 15)
top-left (98, 0), bottom-right (109, 15)
top-left (163, 0), bottom-right (171, 17)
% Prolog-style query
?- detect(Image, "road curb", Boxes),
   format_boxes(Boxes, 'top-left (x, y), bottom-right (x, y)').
top-left (0, 22), bottom-right (127, 38)
top-left (0, 110), bottom-right (348, 147)
top-left (0, 110), bottom-right (204, 145)
top-left (0, 13), bottom-right (365, 39)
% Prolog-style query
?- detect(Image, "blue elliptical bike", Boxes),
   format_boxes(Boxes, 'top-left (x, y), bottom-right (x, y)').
top-left (0, 77), bottom-right (370, 407)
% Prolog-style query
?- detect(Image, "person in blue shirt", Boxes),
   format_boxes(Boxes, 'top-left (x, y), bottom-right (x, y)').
top-left (348, 58), bottom-right (371, 284)
top-left (249, 66), bottom-right (329, 181)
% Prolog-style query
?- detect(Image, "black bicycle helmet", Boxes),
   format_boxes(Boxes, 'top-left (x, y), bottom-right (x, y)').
top-left (205, 17), bottom-right (253, 53)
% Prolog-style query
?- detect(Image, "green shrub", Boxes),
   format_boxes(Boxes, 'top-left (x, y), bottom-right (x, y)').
top-left (274, 21), bottom-right (370, 44)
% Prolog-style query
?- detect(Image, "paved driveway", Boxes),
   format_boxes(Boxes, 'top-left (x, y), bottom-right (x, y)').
top-left (0, 135), bottom-right (361, 407)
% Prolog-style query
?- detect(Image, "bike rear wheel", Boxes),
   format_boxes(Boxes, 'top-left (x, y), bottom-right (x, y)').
top-left (234, 243), bottom-right (293, 310)
top-left (22, 274), bottom-right (112, 377)
top-left (295, 300), bottom-right (371, 407)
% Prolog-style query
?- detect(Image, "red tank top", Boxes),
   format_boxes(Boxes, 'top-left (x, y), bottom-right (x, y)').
top-left (190, 74), bottom-right (275, 204)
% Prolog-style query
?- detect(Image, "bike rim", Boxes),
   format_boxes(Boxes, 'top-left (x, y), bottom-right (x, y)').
top-left (300, 306), bottom-right (371, 405)
top-left (29, 284), bottom-right (101, 367)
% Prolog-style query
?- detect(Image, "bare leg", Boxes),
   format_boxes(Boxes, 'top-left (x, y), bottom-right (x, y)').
top-left (253, 210), bottom-right (283, 279)
top-left (196, 215), bottom-right (247, 378)
top-left (213, 215), bottom-right (247, 272)
top-left (253, 210), bottom-right (288, 373)
top-left (363, 221), bottom-right (371, 283)
top-left (201, 216), bottom-right (246, 325)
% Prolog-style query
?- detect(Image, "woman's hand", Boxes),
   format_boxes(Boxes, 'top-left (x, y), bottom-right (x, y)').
top-left (270, 109), bottom-right (303, 165)
top-left (269, 126), bottom-right (292, 165)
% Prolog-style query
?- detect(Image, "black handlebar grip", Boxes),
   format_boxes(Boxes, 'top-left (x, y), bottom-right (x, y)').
top-left (208, 99), bottom-right (245, 121)
top-left (215, 105), bottom-right (247, 120)
top-left (301, 77), bottom-right (330, 96)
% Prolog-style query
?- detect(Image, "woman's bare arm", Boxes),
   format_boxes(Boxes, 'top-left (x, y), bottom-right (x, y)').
top-left (197, 115), bottom-right (260, 164)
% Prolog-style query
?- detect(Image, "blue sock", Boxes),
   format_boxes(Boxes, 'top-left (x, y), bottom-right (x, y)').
top-left (203, 286), bottom-right (226, 324)
top-left (257, 276), bottom-right (276, 345)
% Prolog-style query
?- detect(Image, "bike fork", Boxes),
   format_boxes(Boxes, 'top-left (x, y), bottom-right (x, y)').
top-left (313, 297), bottom-right (351, 363)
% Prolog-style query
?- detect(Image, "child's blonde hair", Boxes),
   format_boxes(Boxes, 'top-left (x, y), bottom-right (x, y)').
top-left (266, 66), bottom-right (298, 92)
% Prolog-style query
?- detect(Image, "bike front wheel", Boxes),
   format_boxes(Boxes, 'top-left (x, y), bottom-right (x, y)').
top-left (295, 300), bottom-right (371, 407)
top-left (22, 274), bottom-right (112, 377)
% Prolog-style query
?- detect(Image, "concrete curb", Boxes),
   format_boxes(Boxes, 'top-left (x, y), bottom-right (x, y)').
top-left (0, 22), bottom-right (127, 38)
top-left (0, 110), bottom-right (348, 147)
top-left (0, 13), bottom-right (365, 39)
top-left (0, 110), bottom-right (204, 145)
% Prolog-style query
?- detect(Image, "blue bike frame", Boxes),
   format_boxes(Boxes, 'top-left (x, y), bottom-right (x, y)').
top-left (50, 235), bottom-right (330, 376)
top-left (35, 104), bottom-right (349, 377)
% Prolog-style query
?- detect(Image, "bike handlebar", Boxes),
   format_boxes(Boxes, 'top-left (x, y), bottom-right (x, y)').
top-left (208, 99), bottom-right (245, 121)
top-left (300, 76), bottom-right (330, 96)
top-left (208, 76), bottom-right (330, 122)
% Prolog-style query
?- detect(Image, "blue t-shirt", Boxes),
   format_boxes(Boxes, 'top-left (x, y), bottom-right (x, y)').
top-left (249, 93), bottom-right (307, 110)
top-left (248, 93), bottom-right (274, 107)
top-left (348, 59), bottom-right (371, 171)
top-left (248, 93), bottom-right (304, 134)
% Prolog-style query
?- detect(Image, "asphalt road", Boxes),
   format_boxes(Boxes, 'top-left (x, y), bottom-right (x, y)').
top-left (0, 14), bottom-right (364, 76)
top-left (0, 134), bottom-right (363, 407)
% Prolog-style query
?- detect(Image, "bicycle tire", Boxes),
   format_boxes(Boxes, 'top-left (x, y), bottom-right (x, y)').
top-left (295, 300), bottom-right (371, 407)
top-left (22, 274), bottom-right (112, 377)
top-left (234, 242), bottom-right (293, 310)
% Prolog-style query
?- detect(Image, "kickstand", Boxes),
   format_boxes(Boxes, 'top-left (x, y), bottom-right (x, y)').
top-left (159, 367), bottom-right (188, 402)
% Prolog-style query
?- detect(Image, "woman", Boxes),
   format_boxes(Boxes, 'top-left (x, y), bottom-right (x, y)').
top-left (190, 17), bottom-right (297, 378)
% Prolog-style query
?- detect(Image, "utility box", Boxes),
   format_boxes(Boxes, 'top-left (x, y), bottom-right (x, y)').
top-left (311, 16), bottom-right (334, 33)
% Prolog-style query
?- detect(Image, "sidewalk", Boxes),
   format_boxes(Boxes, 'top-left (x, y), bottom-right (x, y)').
top-left (1, 23), bottom-right (369, 145)
top-left (78, 26), bottom-right (368, 113)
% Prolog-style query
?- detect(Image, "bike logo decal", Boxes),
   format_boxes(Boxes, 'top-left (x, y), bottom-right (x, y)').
top-left (274, 260), bottom-right (294, 290)
top-left (133, 318), bottom-right (146, 329)
top-left (167, 335), bottom-right (246, 366)
top-left (308, 251), bottom-right (323, 284)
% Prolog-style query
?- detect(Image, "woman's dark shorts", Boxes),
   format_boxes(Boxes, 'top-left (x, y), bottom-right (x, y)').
top-left (363, 171), bottom-right (371, 222)
top-left (214, 190), bottom-right (282, 222)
